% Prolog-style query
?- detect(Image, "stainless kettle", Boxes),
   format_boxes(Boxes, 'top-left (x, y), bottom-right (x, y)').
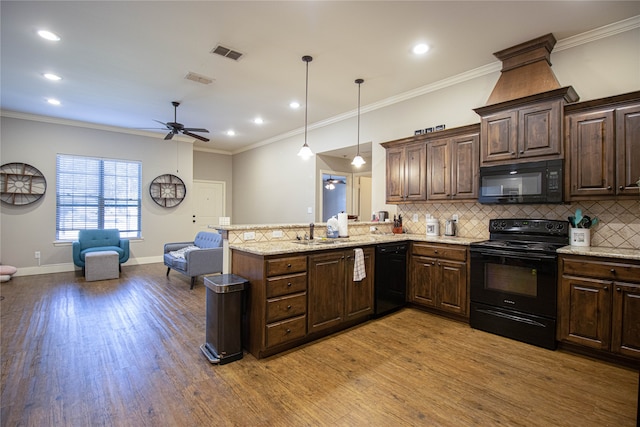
top-left (445, 219), bottom-right (456, 236)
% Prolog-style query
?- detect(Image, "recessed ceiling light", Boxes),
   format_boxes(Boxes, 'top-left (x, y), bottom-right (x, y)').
top-left (253, 117), bottom-right (264, 125)
top-left (226, 130), bottom-right (235, 136)
top-left (37, 30), bottom-right (61, 41)
top-left (412, 43), bottom-right (430, 55)
top-left (289, 101), bottom-right (300, 109)
top-left (46, 98), bottom-right (61, 105)
top-left (43, 73), bottom-right (62, 81)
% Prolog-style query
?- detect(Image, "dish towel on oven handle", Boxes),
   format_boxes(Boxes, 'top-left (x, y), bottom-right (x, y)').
top-left (353, 248), bottom-right (366, 281)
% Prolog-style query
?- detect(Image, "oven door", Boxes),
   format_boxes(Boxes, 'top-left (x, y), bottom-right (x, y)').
top-left (470, 248), bottom-right (557, 318)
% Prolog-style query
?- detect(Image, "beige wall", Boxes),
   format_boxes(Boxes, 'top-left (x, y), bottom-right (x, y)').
top-left (2, 25), bottom-right (639, 274)
top-left (231, 27), bottom-right (640, 225)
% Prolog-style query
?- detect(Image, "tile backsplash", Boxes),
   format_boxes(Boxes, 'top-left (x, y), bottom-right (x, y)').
top-left (397, 200), bottom-right (640, 249)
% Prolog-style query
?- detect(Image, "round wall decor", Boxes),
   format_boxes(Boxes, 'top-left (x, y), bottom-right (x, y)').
top-left (149, 174), bottom-right (186, 207)
top-left (0, 162), bottom-right (47, 206)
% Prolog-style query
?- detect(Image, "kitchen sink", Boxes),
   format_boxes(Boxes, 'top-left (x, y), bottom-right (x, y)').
top-left (291, 239), bottom-right (347, 245)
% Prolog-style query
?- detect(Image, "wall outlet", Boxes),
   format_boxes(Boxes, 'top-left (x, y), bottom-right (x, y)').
top-left (452, 214), bottom-right (459, 222)
top-left (34, 251), bottom-right (41, 259)
top-left (272, 230), bottom-right (283, 238)
top-left (243, 232), bottom-right (256, 241)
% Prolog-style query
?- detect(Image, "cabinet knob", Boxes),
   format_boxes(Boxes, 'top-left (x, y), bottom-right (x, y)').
top-left (434, 249), bottom-right (438, 253)
top-left (431, 261), bottom-right (435, 265)
top-left (287, 282), bottom-right (292, 287)
top-left (285, 328), bottom-right (291, 334)
top-left (610, 269), bottom-right (616, 274)
top-left (519, 150), bottom-right (524, 154)
top-left (287, 263), bottom-right (292, 268)
top-left (287, 305), bottom-right (292, 310)
top-left (619, 186), bottom-right (624, 190)
top-left (603, 286), bottom-right (608, 290)
top-left (616, 287), bottom-right (621, 292)
top-left (607, 186), bottom-right (612, 190)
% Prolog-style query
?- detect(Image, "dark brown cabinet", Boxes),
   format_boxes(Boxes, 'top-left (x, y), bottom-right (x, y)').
top-left (308, 247), bottom-right (374, 333)
top-left (427, 126), bottom-right (479, 200)
top-left (384, 142), bottom-right (426, 203)
top-left (409, 243), bottom-right (468, 317)
top-left (474, 87), bottom-right (578, 166)
top-left (565, 92), bottom-right (640, 200)
top-left (558, 255), bottom-right (640, 361)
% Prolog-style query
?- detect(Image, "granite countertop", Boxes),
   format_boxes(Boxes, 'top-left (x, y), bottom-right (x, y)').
top-left (229, 233), bottom-right (482, 256)
top-left (557, 245), bottom-right (640, 261)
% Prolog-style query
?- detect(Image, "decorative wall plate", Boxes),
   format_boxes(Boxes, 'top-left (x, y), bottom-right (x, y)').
top-left (150, 174), bottom-right (186, 207)
top-left (0, 162), bottom-right (47, 205)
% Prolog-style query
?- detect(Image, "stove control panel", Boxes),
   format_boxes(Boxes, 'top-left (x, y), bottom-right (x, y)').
top-left (489, 218), bottom-right (568, 235)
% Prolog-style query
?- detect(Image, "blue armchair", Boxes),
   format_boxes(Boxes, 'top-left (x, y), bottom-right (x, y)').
top-left (164, 231), bottom-right (223, 289)
top-left (72, 229), bottom-right (130, 269)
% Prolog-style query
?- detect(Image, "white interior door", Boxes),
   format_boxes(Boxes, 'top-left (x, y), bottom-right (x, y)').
top-left (193, 180), bottom-right (225, 232)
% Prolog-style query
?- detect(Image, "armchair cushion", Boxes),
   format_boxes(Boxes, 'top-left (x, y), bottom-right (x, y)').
top-left (163, 232), bottom-right (223, 289)
top-left (72, 229), bottom-right (130, 268)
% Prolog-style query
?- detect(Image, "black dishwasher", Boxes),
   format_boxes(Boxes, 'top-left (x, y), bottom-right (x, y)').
top-left (374, 243), bottom-right (407, 316)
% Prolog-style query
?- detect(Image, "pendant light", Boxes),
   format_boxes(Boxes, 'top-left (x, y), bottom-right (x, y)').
top-left (351, 78), bottom-right (366, 167)
top-left (297, 55), bottom-right (313, 159)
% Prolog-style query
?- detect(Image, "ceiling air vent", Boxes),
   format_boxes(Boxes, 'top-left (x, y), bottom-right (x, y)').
top-left (184, 72), bottom-right (214, 85)
top-left (211, 44), bottom-right (244, 61)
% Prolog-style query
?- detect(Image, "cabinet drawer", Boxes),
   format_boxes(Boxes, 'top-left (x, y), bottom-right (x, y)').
top-left (266, 273), bottom-right (307, 298)
top-left (412, 243), bottom-right (467, 262)
top-left (267, 256), bottom-right (307, 276)
top-left (563, 257), bottom-right (640, 283)
top-left (266, 293), bottom-right (307, 323)
top-left (266, 315), bottom-right (306, 348)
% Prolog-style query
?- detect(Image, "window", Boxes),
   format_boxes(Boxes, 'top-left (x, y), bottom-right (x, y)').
top-left (56, 154), bottom-right (142, 240)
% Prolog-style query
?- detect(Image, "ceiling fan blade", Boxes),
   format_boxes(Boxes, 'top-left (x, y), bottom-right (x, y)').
top-left (183, 131), bottom-right (210, 142)
top-left (164, 132), bottom-right (174, 140)
top-left (182, 127), bottom-right (209, 133)
top-left (153, 119), bottom-right (171, 129)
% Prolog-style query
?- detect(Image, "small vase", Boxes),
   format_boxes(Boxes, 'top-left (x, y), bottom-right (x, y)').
top-left (570, 228), bottom-right (590, 247)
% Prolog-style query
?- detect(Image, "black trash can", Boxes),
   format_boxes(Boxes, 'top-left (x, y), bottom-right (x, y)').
top-left (200, 274), bottom-right (248, 365)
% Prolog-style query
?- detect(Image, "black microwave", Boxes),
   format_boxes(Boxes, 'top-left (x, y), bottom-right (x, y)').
top-left (478, 159), bottom-right (563, 204)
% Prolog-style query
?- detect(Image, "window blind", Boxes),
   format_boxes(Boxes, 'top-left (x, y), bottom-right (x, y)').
top-left (56, 154), bottom-right (142, 240)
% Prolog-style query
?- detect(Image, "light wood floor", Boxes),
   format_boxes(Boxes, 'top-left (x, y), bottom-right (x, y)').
top-left (1, 263), bottom-right (638, 426)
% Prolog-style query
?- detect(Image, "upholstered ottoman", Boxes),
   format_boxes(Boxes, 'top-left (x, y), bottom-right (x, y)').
top-left (85, 250), bottom-right (119, 281)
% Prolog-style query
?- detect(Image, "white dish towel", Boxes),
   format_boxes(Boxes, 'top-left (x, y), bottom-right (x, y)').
top-left (353, 248), bottom-right (366, 281)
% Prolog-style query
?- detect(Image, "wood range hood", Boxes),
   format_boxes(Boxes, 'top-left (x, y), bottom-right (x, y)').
top-left (482, 33), bottom-right (579, 107)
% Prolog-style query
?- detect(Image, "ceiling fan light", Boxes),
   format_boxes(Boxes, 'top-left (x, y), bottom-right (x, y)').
top-left (351, 155), bottom-right (366, 167)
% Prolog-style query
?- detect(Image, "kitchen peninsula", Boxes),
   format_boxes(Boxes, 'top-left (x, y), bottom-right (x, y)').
top-left (217, 221), bottom-right (479, 359)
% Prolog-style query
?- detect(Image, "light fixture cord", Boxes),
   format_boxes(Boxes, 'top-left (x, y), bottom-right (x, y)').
top-left (357, 81), bottom-right (361, 155)
top-left (304, 58), bottom-right (309, 146)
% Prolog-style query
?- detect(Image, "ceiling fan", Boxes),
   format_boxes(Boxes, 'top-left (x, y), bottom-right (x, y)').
top-left (154, 101), bottom-right (210, 142)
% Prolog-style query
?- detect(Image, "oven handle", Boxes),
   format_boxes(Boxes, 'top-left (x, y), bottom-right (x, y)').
top-left (476, 308), bottom-right (548, 328)
top-left (470, 248), bottom-right (557, 262)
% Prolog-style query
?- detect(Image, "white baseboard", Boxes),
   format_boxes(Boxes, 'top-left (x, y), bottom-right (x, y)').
top-left (13, 256), bottom-right (164, 277)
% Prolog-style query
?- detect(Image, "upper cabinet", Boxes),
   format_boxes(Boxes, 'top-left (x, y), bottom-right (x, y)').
top-left (427, 124), bottom-right (480, 200)
top-left (381, 124), bottom-right (479, 204)
top-left (383, 140), bottom-right (427, 203)
top-left (564, 91), bottom-right (640, 200)
top-left (474, 88), bottom-right (579, 167)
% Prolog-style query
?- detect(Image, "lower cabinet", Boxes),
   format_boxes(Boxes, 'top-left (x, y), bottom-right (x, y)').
top-left (558, 255), bottom-right (640, 361)
top-left (308, 247), bottom-right (374, 334)
top-left (232, 246), bottom-right (374, 359)
top-left (409, 243), bottom-right (468, 317)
